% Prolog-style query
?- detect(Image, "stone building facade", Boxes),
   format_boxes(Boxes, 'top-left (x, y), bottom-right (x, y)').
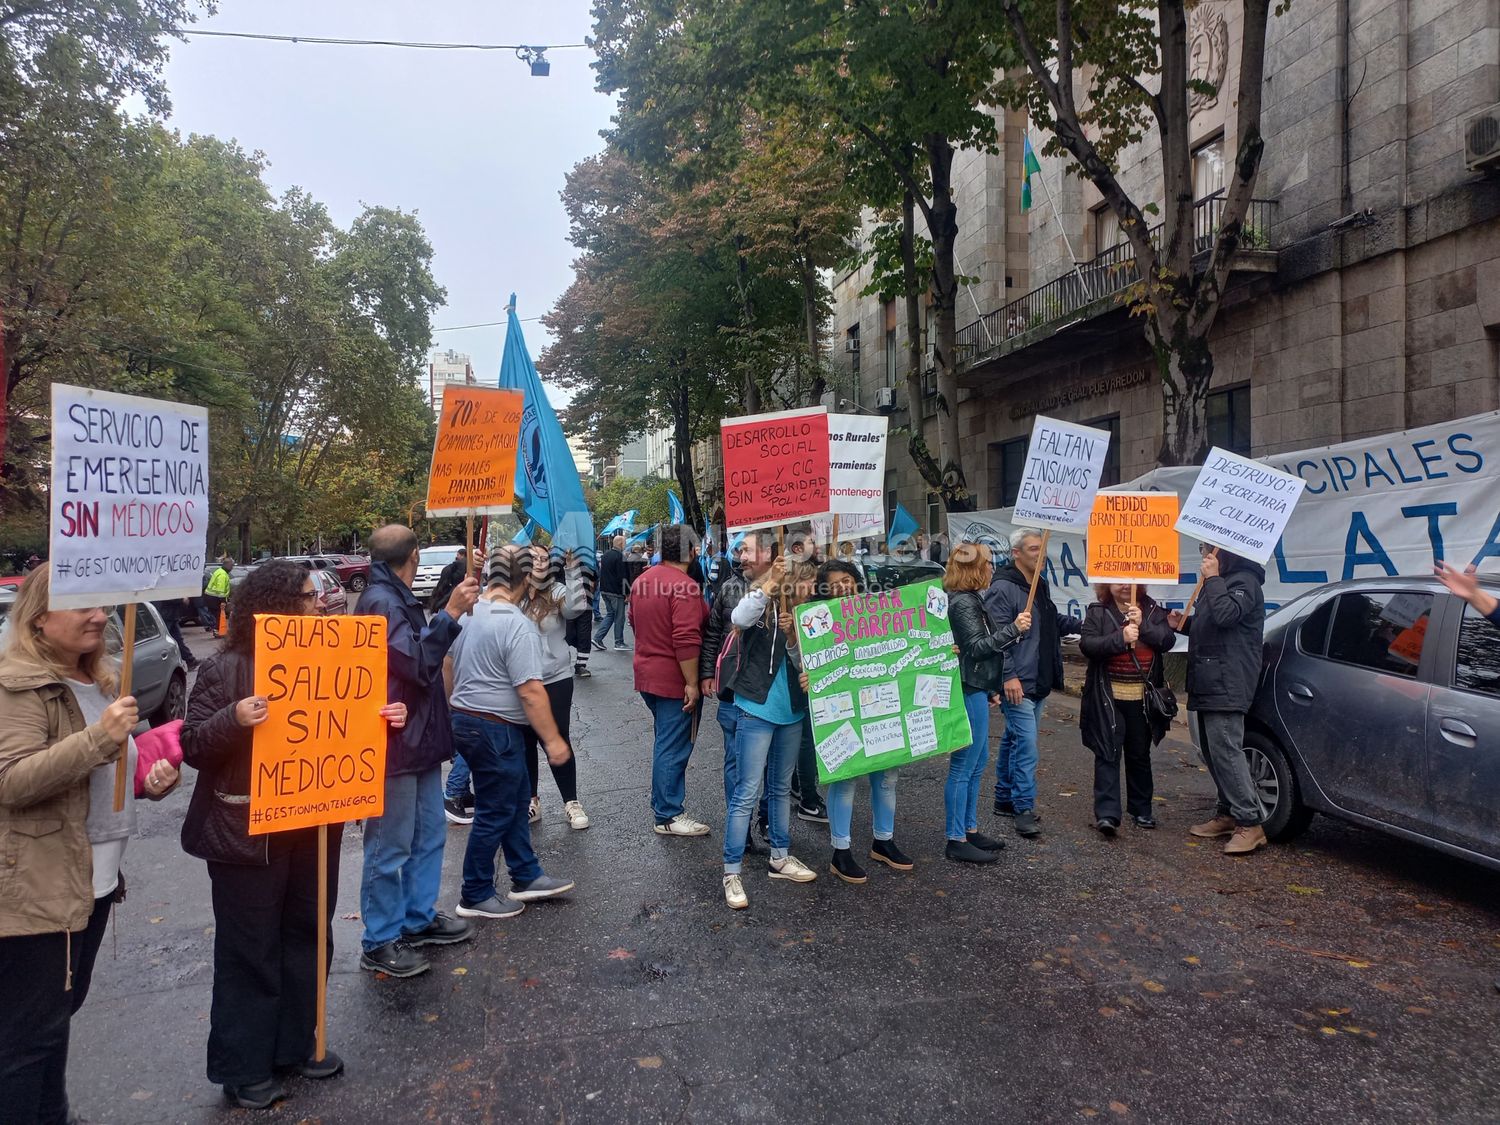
top-left (828, 0), bottom-right (1500, 534)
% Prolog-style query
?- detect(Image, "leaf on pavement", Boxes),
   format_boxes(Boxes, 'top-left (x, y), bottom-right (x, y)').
top-left (607, 948), bottom-right (636, 960)
top-left (1109, 1101), bottom-right (1130, 1115)
top-left (636, 1056), bottom-right (663, 1069)
top-left (1286, 884), bottom-right (1323, 895)
top-left (451, 967), bottom-right (468, 975)
top-left (1141, 980), bottom-right (1165, 993)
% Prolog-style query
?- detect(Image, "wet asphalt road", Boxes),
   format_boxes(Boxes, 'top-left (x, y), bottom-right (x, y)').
top-left (68, 624), bottom-right (1500, 1124)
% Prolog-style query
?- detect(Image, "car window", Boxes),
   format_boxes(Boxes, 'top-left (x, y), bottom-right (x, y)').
top-left (1453, 605), bottom-right (1500, 698)
top-left (134, 605), bottom-right (161, 642)
top-left (420, 547), bottom-right (459, 566)
top-left (1298, 596), bottom-right (1334, 656)
top-left (1323, 591), bottom-right (1433, 677)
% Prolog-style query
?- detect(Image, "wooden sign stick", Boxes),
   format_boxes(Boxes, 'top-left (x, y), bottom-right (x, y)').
top-left (466, 513), bottom-right (477, 577)
top-left (1182, 548), bottom-right (1218, 618)
top-left (831, 514), bottom-right (840, 558)
top-left (776, 526), bottom-right (788, 615)
top-left (1022, 530), bottom-right (1052, 616)
top-left (314, 824), bottom-right (328, 1062)
top-left (113, 603), bottom-right (137, 811)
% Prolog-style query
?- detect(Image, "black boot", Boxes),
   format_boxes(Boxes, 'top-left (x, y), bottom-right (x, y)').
top-left (945, 840), bottom-right (999, 864)
top-left (223, 1079), bottom-right (287, 1110)
top-left (966, 831), bottom-right (1005, 852)
top-left (869, 838), bottom-right (915, 870)
top-left (829, 847), bottom-right (867, 884)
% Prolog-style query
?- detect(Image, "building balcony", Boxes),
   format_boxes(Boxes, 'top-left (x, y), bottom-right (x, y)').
top-left (953, 192), bottom-right (1278, 386)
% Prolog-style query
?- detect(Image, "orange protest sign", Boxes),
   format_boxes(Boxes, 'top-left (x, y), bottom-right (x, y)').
top-left (425, 385), bottom-right (524, 516)
top-left (1388, 614), bottom-right (1428, 666)
top-left (250, 614), bottom-right (388, 835)
top-left (1086, 492), bottom-right (1182, 583)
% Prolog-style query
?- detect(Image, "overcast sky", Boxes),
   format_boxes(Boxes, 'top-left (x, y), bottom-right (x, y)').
top-left (158, 1), bottom-right (615, 405)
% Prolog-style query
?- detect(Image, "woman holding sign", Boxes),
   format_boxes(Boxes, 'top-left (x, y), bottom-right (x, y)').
top-left (0, 567), bottom-right (161, 1125)
top-left (944, 544), bottom-right (1031, 864)
top-left (181, 562), bottom-right (407, 1111)
top-left (1078, 585), bottom-right (1178, 835)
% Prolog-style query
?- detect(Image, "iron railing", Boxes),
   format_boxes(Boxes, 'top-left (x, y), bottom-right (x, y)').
top-left (954, 192), bottom-right (1276, 360)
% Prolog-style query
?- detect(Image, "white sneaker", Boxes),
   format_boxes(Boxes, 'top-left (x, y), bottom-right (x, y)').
top-left (654, 815), bottom-right (710, 838)
top-left (528, 797), bottom-right (541, 824)
top-left (564, 800), bottom-right (591, 830)
top-left (723, 874), bottom-right (749, 910)
top-left (768, 854), bottom-right (818, 883)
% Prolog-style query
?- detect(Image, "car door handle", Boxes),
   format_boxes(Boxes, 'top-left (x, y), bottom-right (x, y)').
top-left (1439, 718), bottom-right (1478, 746)
top-left (1285, 683), bottom-right (1315, 702)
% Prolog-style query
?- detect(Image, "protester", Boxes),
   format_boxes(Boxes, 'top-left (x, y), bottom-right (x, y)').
top-left (809, 559), bottom-right (917, 882)
top-left (0, 567), bottom-right (156, 1124)
top-left (1079, 584), bottom-right (1177, 836)
top-left (202, 555), bottom-right (232, 635)
top-left (446, 546), bottom-right (576, 922)
top-left (1434, 561), bottom-right (1500, 624)
top-left (719, 554), bottom-right (819, 909)
top-left (357, 525), bottom-right (479, 978)
top-left (630, 525), bottom-right (710, 838)
top-left (181, 561), bottom-right (405, 1110)
top-left (1168, 545), bottom-right (1268, 856)
top-left (782, 568), bottom-right (826, 824)
top-left (699, 530), bottom-right (776, 835)
top-left (592, 534), bottom-right (629, 652)
top-left (984, 528), bottom-right (1082, 839)
top-left (563, 549), bottom-right (596, 679)
top-left (520, 546), bottom-right (591, 830)
top-left (427, 547), bottom-right (469, 614)
top-left (946, 544), bottom-right (1031, 864)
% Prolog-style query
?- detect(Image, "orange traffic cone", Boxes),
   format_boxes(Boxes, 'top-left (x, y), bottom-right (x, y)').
top-left (218, 604), bottom-right (227, 635)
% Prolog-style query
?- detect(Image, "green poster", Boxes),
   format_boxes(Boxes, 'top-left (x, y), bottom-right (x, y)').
top-left (796, 578), bottom-right (974, 784)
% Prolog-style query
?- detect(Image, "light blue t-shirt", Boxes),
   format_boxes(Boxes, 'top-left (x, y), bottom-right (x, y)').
top-left (737, 659), bottom-right (803, 725)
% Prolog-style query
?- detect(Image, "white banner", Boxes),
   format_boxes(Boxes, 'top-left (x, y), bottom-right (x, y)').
top-left (950, 410), bottom-right (1500, 616)
top-left (1012, 415), bottom-right (1113, 531)
top-left (50, 384), bottom-right (210, 609)
top-left (827, 413), bottom-right (887, 516)
top-left (1175, 447), bottom-right (1306, 565)
top-left (810, 511), bottom-right (884, 543)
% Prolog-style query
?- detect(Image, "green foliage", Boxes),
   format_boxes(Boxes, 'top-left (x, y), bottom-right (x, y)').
top-left (590, 474), bottom-right (679, 533)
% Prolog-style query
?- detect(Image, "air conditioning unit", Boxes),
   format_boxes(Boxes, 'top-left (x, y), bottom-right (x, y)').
top-left (844, 338), bottom-right (860, 352)
top-left (819, 391), bottom-right (837, 408)
top-left (1464, 104), bottom-right (1500, 171)
top-left (874, 386), bottom-right (896, 409)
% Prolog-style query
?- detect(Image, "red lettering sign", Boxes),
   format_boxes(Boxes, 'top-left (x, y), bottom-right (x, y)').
top-left (720, 407), bottom-right (832, 530)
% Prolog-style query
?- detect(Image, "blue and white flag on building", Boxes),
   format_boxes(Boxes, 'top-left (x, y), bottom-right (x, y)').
top-left (499, 295), bottom-right (595, 564)
top-left (668, 490), bottom-right (685, 525)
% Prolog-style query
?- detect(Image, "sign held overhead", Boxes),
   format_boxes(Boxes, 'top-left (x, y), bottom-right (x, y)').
top-left (720, 406), bottom-right (831, 531)
top-left (1175, 446), bottom-right (1307, 565)
top-left (1012, 415), bottom-right (1113, 531)
top-left (426, 386), bottom-right (525, 517)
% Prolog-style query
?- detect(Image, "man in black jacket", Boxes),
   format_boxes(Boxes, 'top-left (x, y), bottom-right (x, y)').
top-left (427, 548), bottom-right (468, 614)
top-left (592, 535), bottom-right (629, 651)
top-left (1169, 545), bottom-right (1268, 856)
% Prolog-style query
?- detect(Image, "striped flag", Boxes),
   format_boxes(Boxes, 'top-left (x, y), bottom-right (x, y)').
top-left (1021, 133), bottom-right (1043, 213)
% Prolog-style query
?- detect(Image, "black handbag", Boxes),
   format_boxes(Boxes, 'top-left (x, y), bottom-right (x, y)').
top-left (1129, 648), bottom-right (1179, 729)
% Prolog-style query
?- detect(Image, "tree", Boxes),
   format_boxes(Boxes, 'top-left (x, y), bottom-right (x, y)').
top-left (997, 0), bottom-right (1277, 465)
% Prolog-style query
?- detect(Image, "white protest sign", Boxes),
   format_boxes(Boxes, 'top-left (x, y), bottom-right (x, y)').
top-left (1175, 446), bottom-right (1307, 565)
top-left (49, 384), bottom-right (210, 609)
top-left (1012, 415), bottom-right (1112, 531)
top-left (827, 413), bottom-right (887, 516)
top-left (810, 511), bottom-right (884, 543)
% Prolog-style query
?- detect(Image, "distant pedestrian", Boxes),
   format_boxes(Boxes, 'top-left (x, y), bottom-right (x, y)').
top-left (1079, 584), bottom-right (1177, 836)
top-left (984, 528), bottom-right (1081, 839)
top-left (563, 548), bottom-right (596, 678)
top-left (428, 547), bottom-right (469, 615)
top-left (946, 543), bottom-right (1030, 864)
top-left (181, 561), bottom-right (405, 1110)
top-left (630, 524), bottom-right (709, 840)
top-left (0, 567), bottom-right (151, 1124)
top-left (592, 535), bottom-right (629, 651)
top-left (520, 546), bottom-right (591, 830)
top-left (201, 556), bottom-right (232, 636)
top-left (356, 525), bottom-right (479, 979)
top-left (447, 545), bottom-right (576, 922)
top-left (1169, 546), bottom-right (1268, 856)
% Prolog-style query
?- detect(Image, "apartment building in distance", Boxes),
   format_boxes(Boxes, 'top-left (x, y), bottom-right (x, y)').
top-left (829, 0), bottom-right (1500, 533)
top-left (428, 349), bottom-right (476, 418)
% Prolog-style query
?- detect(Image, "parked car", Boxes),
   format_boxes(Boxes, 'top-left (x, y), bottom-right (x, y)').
top-left (1191, 575), bottom-right (1500, 871)
top-left (412, 544), bottom-right (465, 599)
top-left (852, 554), bottom-right (945, 591)
top-left (308, 567), bottom-right (348, 615)
top-left (281, 553), bottom-right (370, 592)
top-left (0, 595), bottom-right (187, 726)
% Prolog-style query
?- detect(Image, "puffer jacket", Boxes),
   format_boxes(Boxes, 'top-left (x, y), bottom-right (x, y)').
top-left (0, 653), bottom-right (121, 938)
top-left (1078, 598), bottom-right (1177, 761)
top-left (180, 649), bottom-right (268, 866)
top-left (948, 589), bottom-right (1026, 695)
top-left (1179, 552), bottom-right (1267, 713)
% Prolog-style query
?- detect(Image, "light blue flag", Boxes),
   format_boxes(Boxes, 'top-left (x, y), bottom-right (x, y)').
top-left (601, 510), bottom-right (637, 536)
top-left (627, 526), bottom-right (653, 547)
top-left (512, 519), bottom-right (538, 545)
top-left (668, 490), bottom-right (685, 524)
top-left (499, 295), bottom-right (596, 565)
top-left (888, 502), bottom-right (919, 548)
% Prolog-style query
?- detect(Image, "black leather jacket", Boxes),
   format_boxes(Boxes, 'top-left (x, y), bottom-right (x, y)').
top-left (949, 589), bottom-right (1025, 695)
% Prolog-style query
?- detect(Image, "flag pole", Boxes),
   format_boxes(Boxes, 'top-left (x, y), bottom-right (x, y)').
top-left (1026, 131), bottom-right (1095, 300)
top-left (314, 824), bottom-right (328, 1062)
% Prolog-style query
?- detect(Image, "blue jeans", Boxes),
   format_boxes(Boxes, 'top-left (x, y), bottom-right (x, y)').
top-left (827, 770), bottom-right (897, 850)
top-left (444, 751), bottom-right (471, 800)
top-left (643, 692), bottom-right (694, 824)
top-left (360, 766), bottom-right (447, 951)
top-left (724, 713), bottom-right (799, 873)
top-left (716, 698), bottom-right (742, 810)
top-left (945, 691), bottom-right (992, 840)
top-left (593, 593), bottom-right (626, 646)
top-left (996, 696), bottom-right (1045, 812)
top-left (452, 713), bottom-right (542, 905)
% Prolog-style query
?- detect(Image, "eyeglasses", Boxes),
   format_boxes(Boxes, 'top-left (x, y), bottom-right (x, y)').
top-left (299, 591), bottom-right (318, 601)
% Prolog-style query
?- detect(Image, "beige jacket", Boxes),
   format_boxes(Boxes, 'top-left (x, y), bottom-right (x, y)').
top-left (0, 652), bottom-right (120, 938)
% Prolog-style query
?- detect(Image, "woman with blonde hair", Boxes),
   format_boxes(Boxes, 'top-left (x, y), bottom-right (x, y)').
top-left (0, 566), bottom-right (178, 1123)
top-left (943, 543), bottom-right (1030, 864)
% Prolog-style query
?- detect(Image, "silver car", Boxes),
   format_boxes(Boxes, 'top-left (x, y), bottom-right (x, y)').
top-left (1193, 575), bottom-right (1500, 871)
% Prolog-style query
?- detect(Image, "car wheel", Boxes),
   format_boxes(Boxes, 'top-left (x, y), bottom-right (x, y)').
top-left (1243, 732), bottom-right (1314, 843)
top-left (348, 574), bottom-right (367, 592)
top-left (153, 670), bottom-right (188, 726)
